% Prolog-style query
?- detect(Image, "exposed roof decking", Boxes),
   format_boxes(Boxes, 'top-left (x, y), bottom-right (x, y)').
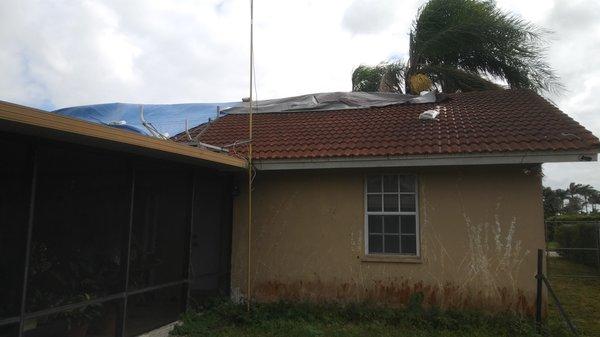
top-left (0, 101), bottom-right (246, 170)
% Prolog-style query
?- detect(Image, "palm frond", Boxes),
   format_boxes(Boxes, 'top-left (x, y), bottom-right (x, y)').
top-left (410, 0), bottom-right (561, 95)
top-left (420, 64), bottom-right (502, 92)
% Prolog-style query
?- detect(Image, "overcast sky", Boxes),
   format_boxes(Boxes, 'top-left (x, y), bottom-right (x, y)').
top-left (0, 0), bottom-right (598, 189)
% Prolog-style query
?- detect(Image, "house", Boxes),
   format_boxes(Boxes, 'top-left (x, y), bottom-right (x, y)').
top-left (176, 89), bottom-right (600, 315)
top-left (1, 89), bottom-right (599, 337)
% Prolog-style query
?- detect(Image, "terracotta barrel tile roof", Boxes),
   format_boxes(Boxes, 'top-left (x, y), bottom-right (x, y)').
top-left (174, 89), bottom-right (600, 160)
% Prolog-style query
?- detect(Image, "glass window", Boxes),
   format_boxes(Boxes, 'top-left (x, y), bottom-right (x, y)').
top-left (365, 174), bottom-right (418, 255)
top-left (0, 139), bottom-right (30, 319)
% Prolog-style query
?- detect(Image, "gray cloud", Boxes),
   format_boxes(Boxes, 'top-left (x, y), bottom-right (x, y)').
top-left (540, 0), bottom-right (600, 190)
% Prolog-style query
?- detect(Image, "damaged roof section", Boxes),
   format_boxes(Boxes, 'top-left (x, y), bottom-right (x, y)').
top-left (222, 91), bottom-right (446, 114)
top-left (174, 89), bottom-right (600, 163)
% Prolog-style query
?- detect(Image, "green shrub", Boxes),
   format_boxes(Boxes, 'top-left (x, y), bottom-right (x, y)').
top-left (554, 223), bottom-right (599, 267)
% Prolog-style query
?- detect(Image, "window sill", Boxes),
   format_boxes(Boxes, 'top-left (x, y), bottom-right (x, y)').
top-left (361, 254), bottom-right (423, 264)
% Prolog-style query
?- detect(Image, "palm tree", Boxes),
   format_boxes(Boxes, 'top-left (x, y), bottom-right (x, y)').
top-left (543, 187), bottom-right (565, 217)
top-left (589, 190), bottom-right (600, 213)
top-left (352, 61), bottom-right (405, 92)
top-left (577, 184), bottom-right (596, 213)
top-left (352, 0), bottom-right (559, 95)
top-left (565, 183), bottom-right (584, 214)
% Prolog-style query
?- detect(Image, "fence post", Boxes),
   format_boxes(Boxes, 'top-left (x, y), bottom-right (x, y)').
top-left (535, 248), bottom-right (543, 331)
top-left (596, 223), bottom-right (600, 271)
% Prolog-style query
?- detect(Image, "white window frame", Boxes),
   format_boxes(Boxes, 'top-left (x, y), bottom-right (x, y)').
top-left (363, 174), bottom-right (420, 257)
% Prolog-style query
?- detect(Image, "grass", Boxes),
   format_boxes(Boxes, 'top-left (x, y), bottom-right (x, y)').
top-left (170, 296), bottom-right (569, 337)
top-left (547, 256), bottom-right (600, 336)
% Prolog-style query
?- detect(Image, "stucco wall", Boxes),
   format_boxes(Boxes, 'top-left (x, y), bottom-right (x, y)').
top-left (230, 165), bottom-right (544, 315)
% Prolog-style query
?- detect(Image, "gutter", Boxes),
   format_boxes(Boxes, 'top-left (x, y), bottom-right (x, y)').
top-left (253, 150), bottom-right (599, 171)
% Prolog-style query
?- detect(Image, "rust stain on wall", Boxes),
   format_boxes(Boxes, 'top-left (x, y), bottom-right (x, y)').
top-left (253, 279), bottom-right (535, 316)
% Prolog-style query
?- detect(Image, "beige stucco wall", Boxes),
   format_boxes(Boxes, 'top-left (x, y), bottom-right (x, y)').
top-left (230, 165), bottom-right (545, 315)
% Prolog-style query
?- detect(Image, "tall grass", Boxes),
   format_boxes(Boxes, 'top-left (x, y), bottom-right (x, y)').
top-left (171, 294), bottom-right (570, 337)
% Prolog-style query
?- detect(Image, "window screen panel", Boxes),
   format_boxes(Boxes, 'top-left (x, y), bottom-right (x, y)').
top-left (367, 194), bottom-right (382, 212)
top-left (0, 139), bottom-right (29, 319)
top-left (368, 215), bottom-right (383, 233)
top-left (366, 176), bottom-right (382, 193)
top-left (383, 215), bottom-right (399, 234)
top-left (27, 146), bottom-right (130, 312)
top-left (368, 235), bottom-right (383, 253)
top-left (401, 235), bottom-right (417, 255)
top-left (400, 194), bottom-right (416, 212)
top-left (383, 194), bottom-right (398, 212)
top-left (400, 215), bottom-right (416, 234)
top-left (399, 175), bottom-right (415, 192)
top-left (384, 235), bottom-right (400, 254)
top-left (383, 175), bottom-right (398, 192)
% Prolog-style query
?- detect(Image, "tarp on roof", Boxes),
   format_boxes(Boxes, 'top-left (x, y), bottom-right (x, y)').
top-left (53, 91), bottom-right (444, 139)
top-left (53, 102), bottom-right (238, 137)
top-left (222, 91), bottom-right (443, 114)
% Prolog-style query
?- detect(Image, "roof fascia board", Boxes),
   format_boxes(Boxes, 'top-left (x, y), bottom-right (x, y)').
top-left (254, 151), bottom-right (598, 170)
top-left (0, 100), bottom-right (246, 170)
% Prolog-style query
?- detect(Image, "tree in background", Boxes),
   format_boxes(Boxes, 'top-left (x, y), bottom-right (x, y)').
top-left (590, 190), bottom-right (600, 213)
top-left (352, 0), bottom-right (559, 95)
top-left (543, 187), bottom-right (567, 218)
top-left (543, 183), bottom-right (600, 217)
top-left (351, 61), bottom-right (405, 92)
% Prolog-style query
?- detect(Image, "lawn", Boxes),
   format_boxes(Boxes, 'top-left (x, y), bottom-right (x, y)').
top-left (546, 256), bottom-right (600, 336)
top-left (170, 298), bottom-right (571, 337)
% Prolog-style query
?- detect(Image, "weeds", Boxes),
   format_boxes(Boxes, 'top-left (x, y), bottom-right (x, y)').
top-left (170, 293), bottom-right (568, 337)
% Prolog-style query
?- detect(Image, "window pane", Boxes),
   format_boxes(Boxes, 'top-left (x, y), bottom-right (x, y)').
top-left (383, 215), bottom-right (399, 234)
top-left (27, 147), bottom-right (129, 312)
top-left (401, 235), bottom-right (417, 255)
top-left (366, 176), bottom-right (381, 193)
top-left (130, 162), bottom-right (191, 290)
top-left (400, 194), bottom-right (416, 212)
top-left (383, 194), bottom-right (398, 212)
top-left (367, 194), bottom-right (382, 212)
top-left (399, 175), bottom-right (415, 192)
top-left (368, 235), bottom-right (383, 253)
top-left (125, 285), bottom-right (184, 337)
top-left (0, 139), bottom-right (29, 319)
top-left (368, 215), bottom-right (383, 233)
top-left (400, 215), bottom-right (416, 234)
top-left (384, 235), bottom-right (400, 254)
top-left (383, 175), bottom-right (398, 192)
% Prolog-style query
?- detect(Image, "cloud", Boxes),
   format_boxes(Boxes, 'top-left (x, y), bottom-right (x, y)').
top-left (0, 0), bottom-right (598, 189)
top-left (342, 0), bottom-right (400, 34)
top-left (539, 0), bottom-right (600, 190)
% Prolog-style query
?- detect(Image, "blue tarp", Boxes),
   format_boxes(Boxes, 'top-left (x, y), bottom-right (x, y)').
top-left (53, 102), bottom-right (239, 137)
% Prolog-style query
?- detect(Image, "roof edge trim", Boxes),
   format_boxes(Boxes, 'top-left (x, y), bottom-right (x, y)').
top-left (253, 151), bottom-right (599, 170)
top-left (0, 100), bottom-right (246, 169)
